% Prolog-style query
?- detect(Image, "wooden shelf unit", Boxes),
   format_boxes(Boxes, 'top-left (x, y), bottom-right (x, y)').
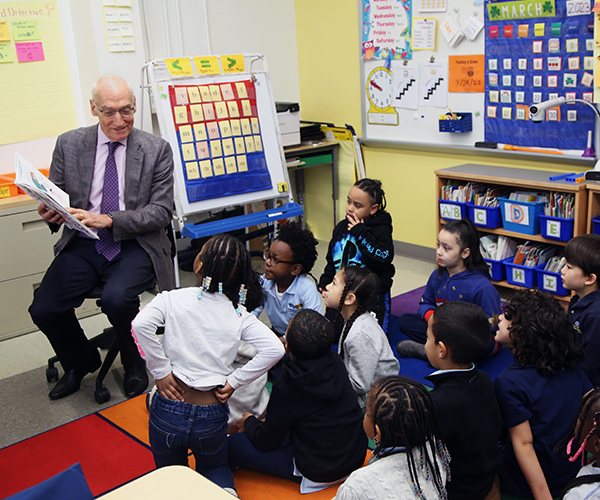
top-left (435, 164), bottom-right (589, 298)
top-left (587, 182), bottom-right (600, 233)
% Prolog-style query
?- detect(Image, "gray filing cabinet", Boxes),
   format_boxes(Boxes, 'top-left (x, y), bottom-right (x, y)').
top-left (0, 195), bottom-right (99, 341)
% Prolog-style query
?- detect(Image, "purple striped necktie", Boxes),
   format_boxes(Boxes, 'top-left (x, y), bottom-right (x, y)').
top-left (96, 141), bottom-right (121, 261)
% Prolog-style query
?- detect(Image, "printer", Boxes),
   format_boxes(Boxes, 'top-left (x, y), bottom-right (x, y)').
top-left (276, 102), bottom-right (300, 147)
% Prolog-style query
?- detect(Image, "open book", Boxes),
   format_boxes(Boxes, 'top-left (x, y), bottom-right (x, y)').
top-left (14, 153), bottom-right (99, 240)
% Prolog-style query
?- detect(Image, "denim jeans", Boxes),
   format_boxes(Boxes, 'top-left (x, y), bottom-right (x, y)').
top-left (149, 392), bottom-right (234, 490)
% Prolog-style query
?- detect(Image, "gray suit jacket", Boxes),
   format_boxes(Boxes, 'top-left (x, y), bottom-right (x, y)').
top-left (49, 125), bottom-right (176, 291)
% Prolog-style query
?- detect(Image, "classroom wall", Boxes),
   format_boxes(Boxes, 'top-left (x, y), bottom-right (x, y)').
top-left (295, 0), bottom-right (588, 249)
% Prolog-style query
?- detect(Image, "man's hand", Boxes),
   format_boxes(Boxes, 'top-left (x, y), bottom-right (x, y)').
top-left (346, 212), bottom-right (364, 231)
top-left (236, 412), bottom-right (254, 433)
top-left (38, 203), bottom-right (65, 225)
top-left (215, 382), bottom-right (235, 404)
top-left (68, 208), bottom-right (113, 229)
top-left (156, 373), bottom-right (186, 402)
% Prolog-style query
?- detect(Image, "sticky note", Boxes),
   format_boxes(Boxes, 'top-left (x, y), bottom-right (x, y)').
top-left (211, 140), bottom-right (223, 157)
top-left (253, 135), bottom-right (263, 152)
top-left (0, 21), bottom-right (11, 42)
top-left (221, 84), bottom-right (235, 100)
top-left (174, 106), bottom-right (189, 124)
top-left (120, 22), bottom-right (134, 36)
top-left (214, 101), bottom-right (228, 119)
top-left (222, 138), bottom-right (235, 156)
top-left (235, 82), bottom-right (248, 99)
top-left (202, 103), bottom-right (215, 121)
top-left (551, 23), bottom-right (561, 36)
top-left (221, 54), bottom-right (245, 73)
top-left (225, 156), bottom-right (238, 174)
top-left (251, 118), bottom-right (260, 135)
top-left (244, 136), bottom-right (256, 153)
top-left (15, 42), bottom-right (44, 62)
top-left (227, 100), bottom-right (240, 118)
top-left (118, 7), bottom-right (132, 21)
top-left (230, 119), bottom-right (241, 136)
top-left (0, 42), bottom-right (14, 63)
top-left (219, 121), bottom-right (232, 138)
top-left (197, 142), bottom-right (210, 159)
top-left (241, 100), bottom-right (252, 116)
top-left (234, 137), bottom-right (246, 154)
top-left (187, 86), bottom-right (202, 103)
top-left (566, 39), bottom-right (578, 52)
top-left (534, 23), bottom-right (545, 36)
top-left (165, 57), bottom-right (194, 76)
top-left (106, 23), bottom-right (121, 37)
top-left (107, 38), bottom-right (122, 53)
top-left (237, 155), bottom-right (248, 172)
top-left (190, 104), bottom-right (204, 122)
top-left (489, 26), bottom-right (499, 38)
top-left (179, 125), bottom-right (193, 143)
top-left (104, 7), bottom-right (118, 22)
top-left (182, 143), bottom-right (196, 161)
top-left (193, 56), bottom-right (220, 75)
top-left (199, 160), bottom-right (213, 178)
top-left (209, 85), bottom-right (222, 102)
top-left (185, 162), bottom-right (200, 180)
top-left (199, 86), bottom-right (211, 102)
top-left (518, 25), bottom-right (528, 37)
top-left (175, 88), bottom-right (189, 105)
top-left (207, 122), bottom-right (220, 140)
top-left (241, 119), bottom-right (251, 135)
top-left (12, 21), bottom-right (40, 41)
top-left (213, 158), bottom-right (225, 176)
top-left (121, 37), bottom-right (134, 52)
top-left (504, 25), bottom-right (513, 37)
top-left (193, 123), bottom-right (207, 141)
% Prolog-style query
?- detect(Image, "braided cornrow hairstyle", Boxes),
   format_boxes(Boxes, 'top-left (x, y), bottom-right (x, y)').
top-left (197, 234), bottom-right (264, 313)
top-left (335, 266), bottom-right (380, 359)
top-left (354, 178), bottom-right (386, 213)
top-left (371, 376), bottom-right (448, 499)
top-left (555, 388), bottom-right (600, 460)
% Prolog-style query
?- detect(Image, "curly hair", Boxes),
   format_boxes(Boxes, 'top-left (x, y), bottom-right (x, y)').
top-left (502, 289), bottom-right (583, 376)
top-left (441, 218), bottom-right (489, 274)
top-left (354, 178), bottom-right (387, 213)
top-left (370, 376), bottom-right (449, 499)
top-left (276, 222), bottom-right (318, 275)
top-left (286, 309), bottom-right (335, 360)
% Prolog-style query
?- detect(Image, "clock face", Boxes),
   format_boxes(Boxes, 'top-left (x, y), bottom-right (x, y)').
top-left (367, 67), bottom-right (393, 110)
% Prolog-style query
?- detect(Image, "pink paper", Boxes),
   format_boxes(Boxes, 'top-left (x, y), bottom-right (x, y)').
top-left (15, 42), bottom-right (45, 62)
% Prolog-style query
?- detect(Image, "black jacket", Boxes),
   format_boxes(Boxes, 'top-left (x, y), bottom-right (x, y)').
top-left (319, 211), bottom-right (395, 292)
top-left (244, 351), bottom-right (367, 482)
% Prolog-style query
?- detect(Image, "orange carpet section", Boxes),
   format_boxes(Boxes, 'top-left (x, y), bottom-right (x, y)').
top-left (100, 393), bottom-right (150, 446)
top-left (234, 469), bottom-right (341, 499)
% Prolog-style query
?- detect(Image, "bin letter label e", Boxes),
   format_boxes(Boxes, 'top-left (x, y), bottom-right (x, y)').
top-left (547, 220), bottom-right (560, 237)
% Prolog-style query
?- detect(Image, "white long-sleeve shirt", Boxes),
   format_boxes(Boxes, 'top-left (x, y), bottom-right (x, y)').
top-left (131, 288), bottom-right (284, 391)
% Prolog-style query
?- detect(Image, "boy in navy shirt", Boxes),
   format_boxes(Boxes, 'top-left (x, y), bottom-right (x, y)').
top-left (424, 301), bottom-right (502, 500)
top-left (562, 234), bottom-right (600, 387)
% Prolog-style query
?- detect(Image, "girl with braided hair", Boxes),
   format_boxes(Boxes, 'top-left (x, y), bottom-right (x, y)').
top-left (323, 266), bottom-right (399, 410)
top-left (335, 375), bottom-right (449, 500)
top-left (131, 233), bottom-right (284, 494)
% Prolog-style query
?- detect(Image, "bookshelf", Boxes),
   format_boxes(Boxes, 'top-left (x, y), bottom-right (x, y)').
top-left (435, 164), bottom-right (589, 299)
top-left (587, 183), bottom-right (600, 234)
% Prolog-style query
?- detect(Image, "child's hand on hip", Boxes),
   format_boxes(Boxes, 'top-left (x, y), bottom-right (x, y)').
top-left (156, 373), bottom-right (186, 401)
top-left (215, 382), bottom-right (235, 404)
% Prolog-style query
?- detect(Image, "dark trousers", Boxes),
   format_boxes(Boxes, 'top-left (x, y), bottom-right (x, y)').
top-left (29, 238), bottom-right (155, 373)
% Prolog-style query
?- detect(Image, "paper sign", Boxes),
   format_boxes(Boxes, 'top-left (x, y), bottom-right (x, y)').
top-left (0, 21), bottom-right (11, 42)
top-left (0, 42), bottom-right (13, 63)
top-left (225, 157), bottom-right (237, 174)
top-left (11, 21), bottom-right (40, 41)
top-left (119, 22), bottom-right (134, 36)
top-left (566, 0), bottom-right (591, 15)
top-left (412, 18), bottom-right (437, 50)
top-left (488, 0), bottom-right (556, 20)
top-left (235, 82), bottom-right (248, 99)
top-left (221, 54), bottom-right (245, 73)
top-left (104, 7), bottom-right (118, 22)
top-left (15, 42), bottom-right (44, 62)
top-left (213, 158), bottom-right (225, 176)
top-left (227, 100), bottom-right (240, 117)
top-left (193, 124), bottom-right (207, 141)
top-left (121, 37), bottom-right (135, 52)
top-left (107, 38), bottom-right (122, 52)
top-left (165, 57), bottom-right (194, 76)
top-left (193, 56), bottom-right (220, 75)
top-left (106, 23), bottom-right (120, 37)
top-left (185, 162), bottom-right (200, 180)
top-left (199, 160), bottom-right (213, 178)
top-left (117, 8), bottom-right (132, 22)
top-left (237, 155), bottom-right (248, 172)
top-left (448, 55), bottom-right (485, 92)
top-left (222, 138), bottom-right (235, 156)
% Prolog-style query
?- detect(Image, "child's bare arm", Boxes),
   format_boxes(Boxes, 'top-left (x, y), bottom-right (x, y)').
top-left (509, 421), bottom-right (553, 500)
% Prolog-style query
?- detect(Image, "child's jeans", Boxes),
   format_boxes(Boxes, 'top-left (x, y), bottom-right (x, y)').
top-left (149, 392), bottom-right (234, 490)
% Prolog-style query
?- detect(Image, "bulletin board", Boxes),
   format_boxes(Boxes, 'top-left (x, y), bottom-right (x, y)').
top-left (360, 0), bottom-right (598, 153)
top-left (146, 54), bottom-right (291, 222)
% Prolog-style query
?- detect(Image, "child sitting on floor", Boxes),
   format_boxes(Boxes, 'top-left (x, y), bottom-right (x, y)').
top-left (494, 289), bottom-right (592, 499)
top-left (323, 266), bottom-right (399, 410)
top-left (562, 234), bottom-right (600, 387)
top-left (228, 309), bottom-right (367, 494)
top-left (424, 301), bottom-right (502, 500)
top-left (131, 234), bottom-right (284, 494)
top-left (397, 217), bottom-right (501, 361)
top-left (557, 388), bottom-right (600, 499)
top-left (334, 375), bottom-right (450, 500)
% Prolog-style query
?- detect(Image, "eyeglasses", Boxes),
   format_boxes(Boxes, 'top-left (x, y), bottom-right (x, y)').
top-left (94, 101), bottom-right (135, 118)
top-left (263, 250), bottom-right (294, 266)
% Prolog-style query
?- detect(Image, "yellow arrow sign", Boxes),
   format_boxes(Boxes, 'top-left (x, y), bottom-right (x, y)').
top-left (221, 54), bottom-right (244, 74)
top-left (165, 57), bottom-right (194, 76)
top-left (193, 56), bottom-right (220, 75)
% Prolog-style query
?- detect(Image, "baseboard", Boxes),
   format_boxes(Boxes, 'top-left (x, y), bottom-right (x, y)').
top-left (394, 240), bottom-right (436, 263)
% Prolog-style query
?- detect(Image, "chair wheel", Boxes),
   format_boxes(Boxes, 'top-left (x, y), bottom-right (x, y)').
top-left (46, 367), bottom-right (59, 382)
top-left (94, 387), bottom-right (111, 404)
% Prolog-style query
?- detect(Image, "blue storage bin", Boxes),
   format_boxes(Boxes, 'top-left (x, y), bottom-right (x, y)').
top-left (592, 215), bottom-right (600, 235)
top-left (468, 203), bottom-right (502, 229)
top-left (539, 215), bottom-right (574, 242)
top-left (504, 257), bottom-right (545, 288)
top-left (499, 197), bottom-right (545, 235)
top-left (485, 257), bottom-right (506, 281)
top-left (537, 268), bottom-right (569, 296)
top-left (439, 199), bottom-right (468, 221)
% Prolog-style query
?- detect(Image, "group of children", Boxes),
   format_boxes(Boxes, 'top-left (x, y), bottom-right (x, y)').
top-left (130, 177), bottom-right (600, 499)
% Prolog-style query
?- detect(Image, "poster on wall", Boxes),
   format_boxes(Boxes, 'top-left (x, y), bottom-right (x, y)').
top-left (362, 0), bottom-right (413, 60)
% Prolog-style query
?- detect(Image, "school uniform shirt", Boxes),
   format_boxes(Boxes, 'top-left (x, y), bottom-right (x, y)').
top-left (252, 274), bottom-right (323, 336)
top-left (568, 289), bottom-right (600, 387)
top-left (319, 211), bottom-right (395, 293)
top-left (417, 268), bottom-right (501, 323)
top-left (563, 462), bottom-right (600, 500)
top-left (425, 366), bottom-right (502, 500)
top-left (493, 362), bottom-right (592, 498)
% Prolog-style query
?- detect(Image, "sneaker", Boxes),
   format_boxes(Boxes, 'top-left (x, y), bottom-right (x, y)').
top-left (223, 487), bottom-right (239, 497)
top-left (396, 340), bottom-right (428, 360)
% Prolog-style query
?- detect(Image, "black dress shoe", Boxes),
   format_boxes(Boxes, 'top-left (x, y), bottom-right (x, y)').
top-left (49, 370), bottom-right (85, 400)
top-left (123, 363), bottom-right (149, 398)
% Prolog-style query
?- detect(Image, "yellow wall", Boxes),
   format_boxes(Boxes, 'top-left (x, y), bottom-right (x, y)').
top-left (294, 1), bottom-right (588, 247)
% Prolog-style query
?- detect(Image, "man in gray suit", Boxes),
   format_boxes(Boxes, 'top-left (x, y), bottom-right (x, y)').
top-left (30, 75), bottom-right (175, 400)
